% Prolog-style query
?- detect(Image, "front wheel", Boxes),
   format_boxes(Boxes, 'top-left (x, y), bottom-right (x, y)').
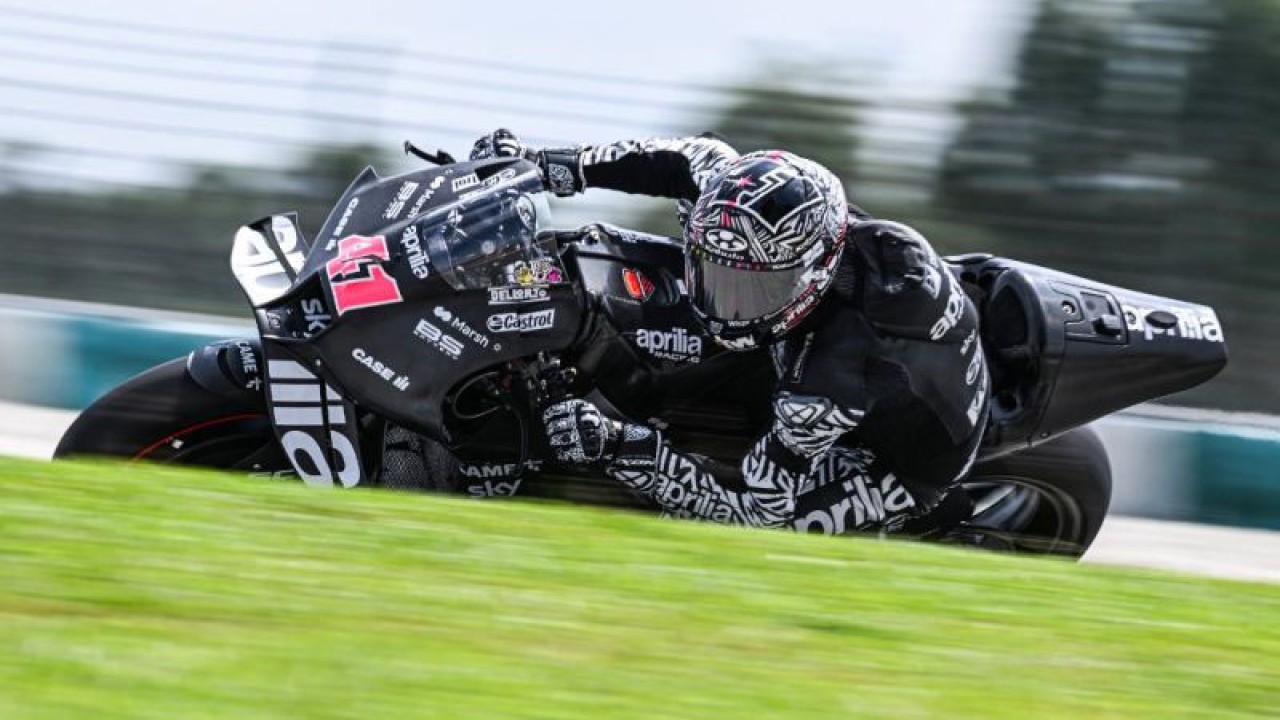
top-left (54, 356), bottom-right (286, 472)
top-left (947, 427), bottom-right (1112, 558)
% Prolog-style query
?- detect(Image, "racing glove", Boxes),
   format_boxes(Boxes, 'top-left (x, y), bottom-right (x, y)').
top-left (542, 397), bottom-right (621, 466)
top-left (468, 128), bottom-right (583, 197)
top-left (469, 128), bottom-right (534, 162)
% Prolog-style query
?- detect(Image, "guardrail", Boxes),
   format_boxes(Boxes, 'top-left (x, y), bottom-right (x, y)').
top-left (1, 294), bottom-right (1276, 529)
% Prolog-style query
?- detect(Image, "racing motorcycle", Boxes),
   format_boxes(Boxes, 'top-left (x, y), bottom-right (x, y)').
top-left (55, 148), bottom-right (1228, 557)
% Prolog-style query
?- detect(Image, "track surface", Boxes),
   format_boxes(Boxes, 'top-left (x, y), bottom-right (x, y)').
top-left (5, 400), bottom-right (1276, 584)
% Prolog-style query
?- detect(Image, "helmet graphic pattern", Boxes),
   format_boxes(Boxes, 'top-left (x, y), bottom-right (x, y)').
top-left (684, 151), bottom-right (849, 350)
top-left (689, 151), bottom-right (847, 269)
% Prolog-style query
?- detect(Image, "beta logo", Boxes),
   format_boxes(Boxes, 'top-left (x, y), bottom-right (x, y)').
top-left (326, 235), bottom-right (403, 316)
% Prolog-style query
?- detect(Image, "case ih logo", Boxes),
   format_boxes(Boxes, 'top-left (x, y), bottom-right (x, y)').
top-left (326, 235), bottom-right (403, 316)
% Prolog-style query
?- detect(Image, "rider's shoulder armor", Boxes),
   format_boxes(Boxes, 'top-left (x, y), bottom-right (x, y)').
top-left (840, 220), bottom-right (975, 344)
top-left (780, 218), bottom-right (986, 450)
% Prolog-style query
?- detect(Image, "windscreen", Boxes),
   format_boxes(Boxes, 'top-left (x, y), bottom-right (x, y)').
top-left (421, 168), bottom-right (557, 291)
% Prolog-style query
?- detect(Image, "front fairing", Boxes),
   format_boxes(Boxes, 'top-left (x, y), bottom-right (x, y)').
top-left (235, 158), bottom-right (583, 445)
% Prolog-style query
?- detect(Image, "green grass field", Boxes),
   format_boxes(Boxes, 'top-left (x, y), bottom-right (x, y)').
top-left (1, 457), bottom-right (1277, 719)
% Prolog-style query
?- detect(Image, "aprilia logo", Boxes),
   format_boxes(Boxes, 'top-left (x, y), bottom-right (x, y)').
top-left (793, 474), bottom-right (916, 534)
top-left (267, 358), bottom-right (361, 488)
top-left (326, 235), bottom-right (403, 316)
top-left (636, 327), bottom-right (703, 363)
top-left (1122, 303), bottom-right (1224, 343)
top-left (400, 226), bottom-right (430, 280)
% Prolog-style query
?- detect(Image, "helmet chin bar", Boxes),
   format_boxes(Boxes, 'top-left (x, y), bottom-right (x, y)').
top-left (695, 302), bottom-right (796, 352)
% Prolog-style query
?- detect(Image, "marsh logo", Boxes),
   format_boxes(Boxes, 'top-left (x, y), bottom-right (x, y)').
top-left (433, 306), bottom-right (488, 348)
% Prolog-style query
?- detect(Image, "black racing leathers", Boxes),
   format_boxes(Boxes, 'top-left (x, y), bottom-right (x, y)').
top-left (551, 135), bottom-right (989, 532)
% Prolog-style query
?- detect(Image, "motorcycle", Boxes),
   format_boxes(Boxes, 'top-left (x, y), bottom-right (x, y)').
top-left (55, 148), bottom-right (1228, 557)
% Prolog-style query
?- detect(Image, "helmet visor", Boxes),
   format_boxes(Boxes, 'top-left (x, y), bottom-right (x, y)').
top-left (687, 254), bottom-right (807, 323)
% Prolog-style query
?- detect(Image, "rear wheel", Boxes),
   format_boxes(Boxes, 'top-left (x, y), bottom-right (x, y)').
top-left (54, 357), bottom-right (286, 472)
top-left (949, 427), bottom-right (1112, 558)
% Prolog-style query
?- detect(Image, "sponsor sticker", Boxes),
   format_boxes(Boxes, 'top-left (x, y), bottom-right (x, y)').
top-left (232, 339), bottom-right (262, 391)
top-left (300, 297), bottom-right (332, 337)
top-left (382, 181), bottom-right (420, 221)
top-left (326, 235), bottom-right (403, 316)
top-left (433, 306), bottom-right (489, 348)
top-left (464, 479), bottom-right (523, 497)
top-left (1122, 304), bottom-right (1224, 343)
top-left (452, 173), bottom-right (480, 192)
top-left (413, 319), bottom-right (465, 360)
top-left (486, 309), bottom-right (556, 333)
top-left (460, 460), bottom-right (542, 479)
top-left (635, 326), bottom-right (703, 363)
top-left (351, 347), bottom-right (410, 391)
top-left (325, 198), bottom-right (360, 250)
top-left (400, 226), bottom-right (430, 280)
top-left (407, 176), bottom-right (446, 218)
top-left (507, 258), bottom-right (563, 286)
top-left (266, 358), bottom-right (361, 488)
top-left (488, 285), bottom-right (550, 305)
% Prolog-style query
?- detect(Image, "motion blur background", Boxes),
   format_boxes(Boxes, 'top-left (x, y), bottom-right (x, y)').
top-left (0, 0), bottom-right (1275, 414)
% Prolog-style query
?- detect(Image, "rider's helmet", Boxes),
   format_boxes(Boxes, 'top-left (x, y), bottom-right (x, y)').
top-left (685, 151), bottom-right (848, 350)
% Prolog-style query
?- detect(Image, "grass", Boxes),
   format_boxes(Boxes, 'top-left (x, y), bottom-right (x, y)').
top-left (0, 457), bottom-right (1277, 719)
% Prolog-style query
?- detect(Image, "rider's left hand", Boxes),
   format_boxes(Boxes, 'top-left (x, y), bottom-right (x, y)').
top-left (542, 397), bottom-right (620, 466)
top-left (469, 128), bottom-right (534, 162)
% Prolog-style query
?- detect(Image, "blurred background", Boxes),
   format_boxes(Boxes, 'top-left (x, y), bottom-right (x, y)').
top-left (0, 0), bottom-right (1278, 555)
top-left (0, 0), bottom-right (1275, 415)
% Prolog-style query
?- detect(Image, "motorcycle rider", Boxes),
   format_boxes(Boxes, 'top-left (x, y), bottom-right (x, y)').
top-left (471, 129), bottom-right (989, 534)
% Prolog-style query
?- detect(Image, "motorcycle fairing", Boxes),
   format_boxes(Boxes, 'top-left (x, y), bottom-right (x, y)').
top-left (231, 213), bottom-right (366, 486)
top-left (230, 213), bottom-right (310, 306)
top-left (259, 339), bottom-right (365, 487)
top-left (235, 158), bottom-right (584, 446)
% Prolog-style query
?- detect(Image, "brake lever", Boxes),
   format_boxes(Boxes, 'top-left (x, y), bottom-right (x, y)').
top-left (528, 355), bottom-right (577, 410)
top-left (403, 140), bottom-right (456, 166)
